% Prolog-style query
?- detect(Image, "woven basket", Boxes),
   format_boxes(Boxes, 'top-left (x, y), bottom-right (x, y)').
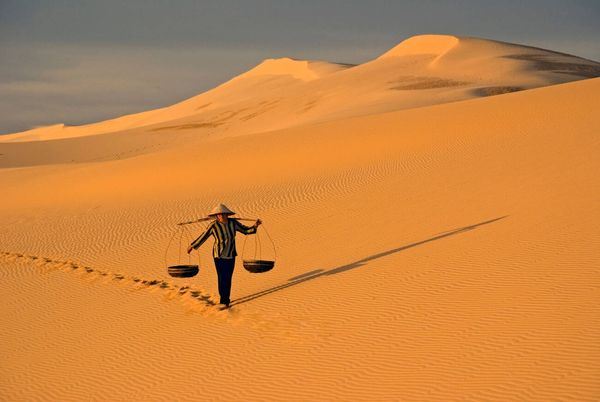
top-left (168, 264), bottom-right (199, 278)
top-left (243, 259), bottom-right (275, 273)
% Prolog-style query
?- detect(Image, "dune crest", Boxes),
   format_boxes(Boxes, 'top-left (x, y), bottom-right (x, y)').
top-left (376, 34), bottom-right (460, 59)
top-left (233, 57), bottom-right (351, 81)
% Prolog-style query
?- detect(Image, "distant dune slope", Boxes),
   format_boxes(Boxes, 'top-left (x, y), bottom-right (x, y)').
top-left (1, 34), bottom-right (598, 145)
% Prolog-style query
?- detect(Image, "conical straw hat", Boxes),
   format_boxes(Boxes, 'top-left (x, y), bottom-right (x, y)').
top-left (207, 203), bottom-right (236, 216)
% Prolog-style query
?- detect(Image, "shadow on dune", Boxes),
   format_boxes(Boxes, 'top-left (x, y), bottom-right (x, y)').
top-left (230, 216), bottom-right (508, 307)
top-left (503, 54), bottom-right (600, 79)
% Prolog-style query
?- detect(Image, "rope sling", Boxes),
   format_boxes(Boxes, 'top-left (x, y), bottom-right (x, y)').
top-left (164, 223), bottom-right (200, 278)
top-left (241, 222), bottom-right (276, 273)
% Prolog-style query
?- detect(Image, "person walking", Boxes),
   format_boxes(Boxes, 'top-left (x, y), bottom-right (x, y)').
top-left (187, 203), bottom-right (261, 309)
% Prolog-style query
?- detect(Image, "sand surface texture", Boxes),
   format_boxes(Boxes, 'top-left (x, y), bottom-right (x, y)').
top-left (1, 36), bottom-right (599, 400)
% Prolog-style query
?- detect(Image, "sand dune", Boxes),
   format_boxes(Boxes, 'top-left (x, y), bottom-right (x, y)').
top-left (1, 65), bottom-right (599, 401)
top-left (1, 34), bottom-right (598, 146)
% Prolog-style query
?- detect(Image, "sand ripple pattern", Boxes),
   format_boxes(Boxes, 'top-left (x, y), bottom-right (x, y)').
top-left (1, 78), bottom-right (599, 400)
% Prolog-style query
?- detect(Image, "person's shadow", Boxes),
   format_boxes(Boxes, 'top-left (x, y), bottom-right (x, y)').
top-left (230, 216), bottom-right (508, 307)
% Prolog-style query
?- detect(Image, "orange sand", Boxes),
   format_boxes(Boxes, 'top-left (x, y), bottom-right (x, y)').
top-left (1, 36), bottom-right (599, 400)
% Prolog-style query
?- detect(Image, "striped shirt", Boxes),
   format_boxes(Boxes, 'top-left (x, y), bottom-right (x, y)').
top-left (190, 218), bottom-right (257, 258)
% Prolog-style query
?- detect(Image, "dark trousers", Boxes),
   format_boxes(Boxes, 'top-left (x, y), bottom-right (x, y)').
top-left (214, 257), bottom-right (235, 305)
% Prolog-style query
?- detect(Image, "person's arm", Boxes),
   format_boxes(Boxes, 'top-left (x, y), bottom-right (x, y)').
top-left (187, 223), bottom-right (213, 253)
top-left (233, 218), bottom-right (260, 235)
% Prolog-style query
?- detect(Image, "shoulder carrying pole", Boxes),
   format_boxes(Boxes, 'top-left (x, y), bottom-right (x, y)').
top-left (177, 217), bottom-right (258, 226)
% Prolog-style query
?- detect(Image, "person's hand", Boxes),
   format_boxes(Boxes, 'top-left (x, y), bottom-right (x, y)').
top-left (187, 246), bottom-right (193, 254)
top-left (255, 218), bottom-right (262, 228)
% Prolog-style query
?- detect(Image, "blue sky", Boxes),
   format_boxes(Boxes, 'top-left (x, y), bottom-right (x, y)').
top-left (1, 0), bottom-right (599, 134)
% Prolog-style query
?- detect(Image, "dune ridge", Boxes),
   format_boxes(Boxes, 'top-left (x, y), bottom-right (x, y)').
top-left (377, 34), bottom-right (460, 63)
top-left (1, 34), bottom-right (598, 145)
top-left (231, 57), bottom-right (353, 81)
